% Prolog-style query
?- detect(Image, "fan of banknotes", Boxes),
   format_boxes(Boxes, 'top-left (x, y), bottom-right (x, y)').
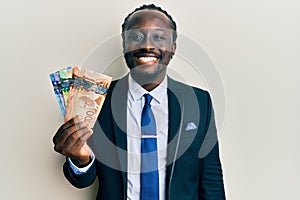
top-left (49, 66), bottom-right (112, 128)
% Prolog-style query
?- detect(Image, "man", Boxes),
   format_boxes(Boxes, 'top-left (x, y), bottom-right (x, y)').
top-left (53, 4), bottom-right (225, 200)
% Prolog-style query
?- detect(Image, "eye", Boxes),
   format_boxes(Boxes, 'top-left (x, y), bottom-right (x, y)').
top-left (152, 33), bottom-right (166, 41)
top-left (131, 32), bottom-right (144, 41)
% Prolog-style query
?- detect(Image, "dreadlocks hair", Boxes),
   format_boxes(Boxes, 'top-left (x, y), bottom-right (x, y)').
top-left (121, 4), bottom-right (177, 42)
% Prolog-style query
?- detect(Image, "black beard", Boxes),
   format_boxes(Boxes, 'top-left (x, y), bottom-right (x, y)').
top-left (129, 64), bottom-right (166, 86)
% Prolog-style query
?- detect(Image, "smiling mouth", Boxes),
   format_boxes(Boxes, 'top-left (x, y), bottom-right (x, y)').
top-left (137, 56), bottom-right (158, 64)
top-left (136, 56), bottom-right (158, 64)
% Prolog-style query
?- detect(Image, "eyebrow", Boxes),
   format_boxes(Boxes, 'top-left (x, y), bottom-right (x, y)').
top-left (128, 27), bottom-right (171, 31)
top-left (124, 27), bottom-right (173, 39)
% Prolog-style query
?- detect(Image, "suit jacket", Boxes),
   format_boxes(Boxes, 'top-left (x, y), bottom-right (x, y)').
top-left (63, 76), bottom-right (226, 200)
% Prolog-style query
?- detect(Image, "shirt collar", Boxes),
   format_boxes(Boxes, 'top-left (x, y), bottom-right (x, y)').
top-left (128, 73), bottom-right (168, 104)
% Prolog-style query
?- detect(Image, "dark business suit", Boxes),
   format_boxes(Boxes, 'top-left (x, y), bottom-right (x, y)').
top-left (63, 75), bottom-right (225, 200)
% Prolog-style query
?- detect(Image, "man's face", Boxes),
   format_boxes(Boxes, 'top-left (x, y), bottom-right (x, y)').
top-left (122, 10), bottom-right (176, 85)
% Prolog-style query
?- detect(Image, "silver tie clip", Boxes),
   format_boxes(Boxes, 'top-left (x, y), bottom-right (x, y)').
top-left (141, 135), bottom-right (159, 138)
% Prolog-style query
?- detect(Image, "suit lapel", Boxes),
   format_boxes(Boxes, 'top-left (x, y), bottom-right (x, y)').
top-left (166, 77), bottom-right (184, 198)
top-left (165, 77), bottom-right (202, 199)
top-left (167, 79), bottom-right (182, 144)
top-left (111, 76), bottom-right (128, 196)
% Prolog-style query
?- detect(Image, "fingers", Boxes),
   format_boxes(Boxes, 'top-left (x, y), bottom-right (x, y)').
top-left (56, 129), bottom-right (92, 156)
top-left (63, 128), bottom-right (93, 148)
top-left (53, 116), bottom-right (79, 144)
top-left (78, 129), bottom-right (93, 144)
top-left (57, 120), bottom-right (89, 145)
top-left (52, 115), bottom-right (93, 159)
top-left (67, 130), bottom-right (93, 156)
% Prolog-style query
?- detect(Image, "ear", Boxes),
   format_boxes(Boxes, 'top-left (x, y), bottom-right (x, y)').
top-left (171, 42), bottom-right (177, 57)
top-left (121, 33), bottom-right (126, 54)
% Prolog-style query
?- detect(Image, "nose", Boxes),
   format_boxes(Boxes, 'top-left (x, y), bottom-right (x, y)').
top-left (140, 34), bottom-right (155, 50)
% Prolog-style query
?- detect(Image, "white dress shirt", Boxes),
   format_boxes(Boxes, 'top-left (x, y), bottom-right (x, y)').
top-left (68, 74), bottom-right (169, 200)
top-left (127, 74), bottom-right (168, 200)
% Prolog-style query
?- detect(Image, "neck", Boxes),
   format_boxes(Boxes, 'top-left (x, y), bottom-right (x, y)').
top-left (142, 83), bottom-right (160, 91)
top-left (130, 69), bottom-right (167, 91)
top-left (141, 72), bottom-right (166, 91)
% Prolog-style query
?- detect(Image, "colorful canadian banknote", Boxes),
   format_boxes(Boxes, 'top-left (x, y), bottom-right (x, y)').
top-left (49, 71), bottom-right (66, 117)
top-left (50, 66), bottom-right (112, 128)
top-left (59, 66), bottom-right (73, 106)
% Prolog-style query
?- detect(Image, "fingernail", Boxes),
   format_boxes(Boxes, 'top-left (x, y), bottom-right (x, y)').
top-left (83, 121), bottom-right (90, 127)
top-left (80, 122), bottom-right (86, 128)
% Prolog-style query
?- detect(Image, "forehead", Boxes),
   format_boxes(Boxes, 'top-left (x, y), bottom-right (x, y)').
top-left (126, 9), bottom-right (172, 30)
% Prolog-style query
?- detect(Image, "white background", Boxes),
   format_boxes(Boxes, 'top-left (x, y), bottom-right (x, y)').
top-left (1, 0), bottom-right (299, 199)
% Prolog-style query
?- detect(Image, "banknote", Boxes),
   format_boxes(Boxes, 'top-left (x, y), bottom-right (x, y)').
top-left (64, 67), bottom-right (112, 128)
top-left (49, 71), bottom-right (66, 117)
top-left (64, 66), bottom-right (80, 121)
top-left (59, 66), bottom-right (73, 106)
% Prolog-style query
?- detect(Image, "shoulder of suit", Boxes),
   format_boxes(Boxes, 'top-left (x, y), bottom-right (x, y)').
top-left (107, 75), bottom-right (129, 93)
top-left (167, 77), bottom-right (210, 98)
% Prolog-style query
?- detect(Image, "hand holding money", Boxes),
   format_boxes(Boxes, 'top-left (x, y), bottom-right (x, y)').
top-left (50, 66), bottom-right (112, 166)
top-left (53, 116), bottom-right (93, 166)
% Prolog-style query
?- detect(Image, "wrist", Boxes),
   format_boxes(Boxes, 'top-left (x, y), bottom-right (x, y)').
top-left (71, 155), bottom-right (91, 168)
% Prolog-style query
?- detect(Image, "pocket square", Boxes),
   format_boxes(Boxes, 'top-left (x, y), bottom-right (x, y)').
top-left (184, 122), bottom-right (198, 131)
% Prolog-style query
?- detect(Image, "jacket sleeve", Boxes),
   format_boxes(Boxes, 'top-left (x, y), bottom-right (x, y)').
top-left (198, 92), bottom-right (226, 199)
top-left (63, 157), bottom-right (97, 188)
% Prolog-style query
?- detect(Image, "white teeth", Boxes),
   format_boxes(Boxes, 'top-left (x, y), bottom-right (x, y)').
top-left (138, 57), bottom-right (157, 62)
